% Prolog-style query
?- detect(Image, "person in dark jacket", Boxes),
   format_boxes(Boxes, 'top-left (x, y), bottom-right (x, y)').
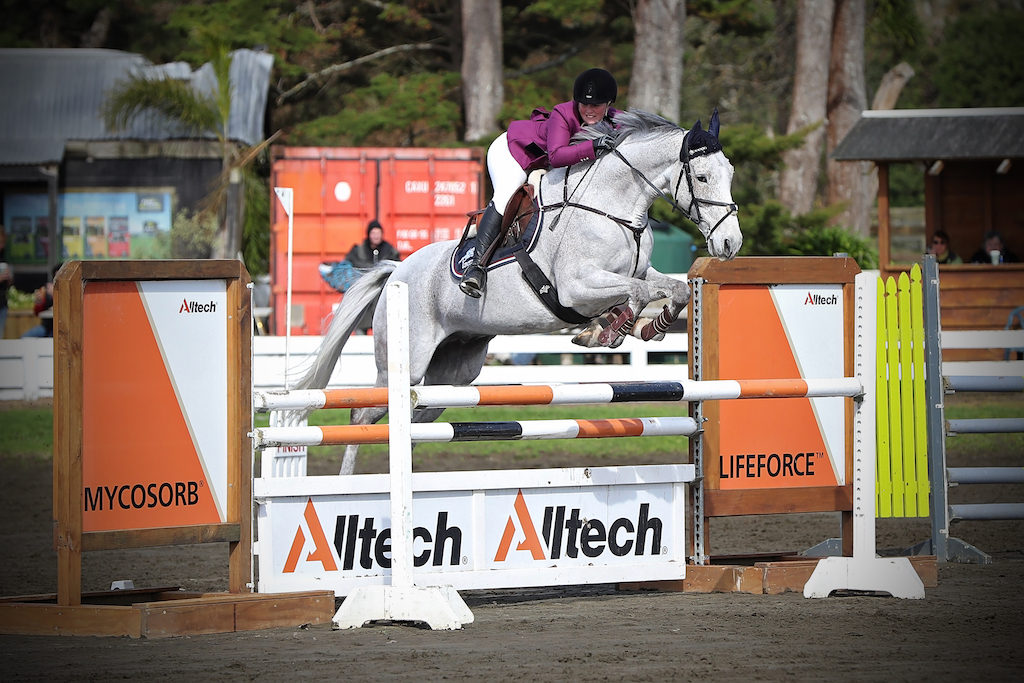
top-left (344, 220), bottom-right (400, 333)
top-left (460, 67), bottom-right (621, 298)
top-left (346, 219), bottom-right (401, 268)
top-left (968, 231), bottom-right (1018, 264)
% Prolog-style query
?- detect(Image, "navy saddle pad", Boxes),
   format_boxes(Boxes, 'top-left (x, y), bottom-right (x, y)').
top-left (449, 201), bottom-right (544, 279)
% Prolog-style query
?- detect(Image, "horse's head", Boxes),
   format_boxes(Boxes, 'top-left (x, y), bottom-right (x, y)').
top-left (592, 109), bottom-right (742, 260)
top-left (677, 110), bottom-right (741, 260)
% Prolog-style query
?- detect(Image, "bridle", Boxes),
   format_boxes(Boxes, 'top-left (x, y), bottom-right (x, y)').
top-left (537, 126), bottom-right (739, 273)
top-left (613, 130), bottom-right (739, 243)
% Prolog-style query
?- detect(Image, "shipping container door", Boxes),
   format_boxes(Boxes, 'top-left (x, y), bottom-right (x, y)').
top-left (271, 155), bottom-right (380, 335)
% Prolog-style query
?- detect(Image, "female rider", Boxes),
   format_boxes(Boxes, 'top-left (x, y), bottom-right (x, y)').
top-left (460, 67), bottom-right (621, 297)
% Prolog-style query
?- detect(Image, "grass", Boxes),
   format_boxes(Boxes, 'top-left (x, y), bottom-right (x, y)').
top-left (940, 393), bottom-right (1024, 463)
top-left (0, 409), bottom-right (53, 456)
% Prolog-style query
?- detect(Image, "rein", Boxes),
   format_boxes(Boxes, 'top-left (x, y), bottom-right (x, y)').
top-left (538, 156), bottom-right (648, 275)
top-left (536, 129), bottom-right (739, 263)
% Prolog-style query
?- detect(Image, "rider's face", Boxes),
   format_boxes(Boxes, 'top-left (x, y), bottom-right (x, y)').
top-left (579, 102), bottom-right (610, 125)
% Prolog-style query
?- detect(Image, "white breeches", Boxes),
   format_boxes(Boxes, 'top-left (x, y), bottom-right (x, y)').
top-left (487, 132), bottom-right (528, 216)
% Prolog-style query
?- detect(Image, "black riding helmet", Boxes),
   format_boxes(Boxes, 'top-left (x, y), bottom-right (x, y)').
top-left (573, 68), bottom-right (617, 104)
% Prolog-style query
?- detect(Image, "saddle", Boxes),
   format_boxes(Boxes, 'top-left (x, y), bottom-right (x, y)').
top-left (450, 176), bottom-right (591, 325)
top-left (451, 177), bottom-right (544, 278)
top-left (467, 183), bottom-right (539, 262)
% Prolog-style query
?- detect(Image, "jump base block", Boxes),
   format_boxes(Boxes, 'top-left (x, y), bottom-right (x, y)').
top-left (619, 556), bottom-right (937, 595)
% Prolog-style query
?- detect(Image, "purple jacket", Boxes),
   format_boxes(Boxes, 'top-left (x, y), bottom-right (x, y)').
top-left (506, 100), bottom-right (620, 172)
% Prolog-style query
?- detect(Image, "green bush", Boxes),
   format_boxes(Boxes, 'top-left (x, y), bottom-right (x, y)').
top-left (170, 209), bottom-right (218, 259)
top-left (738, 200), bottom-right (878, 270)
top-left (785, 224), bottom-right (878, 269)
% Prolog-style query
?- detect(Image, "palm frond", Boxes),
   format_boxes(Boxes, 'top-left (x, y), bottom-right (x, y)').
top-left (102, 76), bottom-right (221, 137)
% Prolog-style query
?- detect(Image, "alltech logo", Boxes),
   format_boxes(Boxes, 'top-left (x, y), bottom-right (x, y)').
top-left (282, 498), bottom-right (462, 573)
top-left (179, 298), bottom-right (217, 313)
top-left (281, 491), bottom-right (665, 574)
top-left (494, 490), bottom-right (664, 561)
top-left (804, 291), bottom-right (838, 305)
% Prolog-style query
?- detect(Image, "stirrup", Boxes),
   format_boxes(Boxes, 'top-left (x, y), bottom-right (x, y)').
top-left (460, 265), bottom-right (485, 298)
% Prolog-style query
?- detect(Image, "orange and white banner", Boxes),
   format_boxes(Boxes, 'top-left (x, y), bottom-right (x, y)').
top-left (717, 284), bottom-right (846, 489)
top-left (81, 280), bottom-right (228, 531)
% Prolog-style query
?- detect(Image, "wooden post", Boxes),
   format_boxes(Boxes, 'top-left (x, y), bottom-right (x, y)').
top-left (1, 260), bottom-right (334, 638)
top-left (877, 163), bottom-right (891, 273)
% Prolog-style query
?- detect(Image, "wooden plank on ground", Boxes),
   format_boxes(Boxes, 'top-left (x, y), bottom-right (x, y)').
top-left (757, 555), bottom-right (937, 594)
top-left (619, 565), bottom-right (763, 594)
top-left (139, 601), bottom-right (236, 638)
top-left (234, 592), bottom-right (335, 631)
top-left (0, 603), bottom-right (142, 638)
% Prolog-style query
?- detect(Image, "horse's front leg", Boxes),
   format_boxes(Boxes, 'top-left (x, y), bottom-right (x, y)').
top-left (560, 271), bottom-right (649, 348)
top-left (629, 270), bottom-right (690, 342)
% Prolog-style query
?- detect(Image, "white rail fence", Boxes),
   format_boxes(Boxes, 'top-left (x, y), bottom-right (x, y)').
top-left (2, 328), bottom-right (1022, 401)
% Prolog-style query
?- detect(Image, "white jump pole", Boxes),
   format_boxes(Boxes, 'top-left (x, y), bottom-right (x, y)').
top-left (267, 186), bottom-right (306, 477)
top-left (332, 281), bottom-right (474, 629)
top-left (803, 272), bottom-right (925, 599)
top-left (273, 187), bottom-right (295, 389)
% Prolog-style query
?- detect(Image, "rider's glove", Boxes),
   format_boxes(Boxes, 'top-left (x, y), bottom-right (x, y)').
top-left (593, 135), bottom-right (614, 157)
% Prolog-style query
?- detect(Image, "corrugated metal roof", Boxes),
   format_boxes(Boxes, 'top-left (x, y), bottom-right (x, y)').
top-left (832, 108), bottom-right (1024, 161)
top-left (0, 48), bottom-right (273, 166)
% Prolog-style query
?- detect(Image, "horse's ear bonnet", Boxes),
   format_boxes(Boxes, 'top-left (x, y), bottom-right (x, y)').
top-left (681, 108), bottom-right (723, 161)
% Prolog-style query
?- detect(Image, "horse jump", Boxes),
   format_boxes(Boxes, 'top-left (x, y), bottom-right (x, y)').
top-left (253, 274), bottom-right (925, 631)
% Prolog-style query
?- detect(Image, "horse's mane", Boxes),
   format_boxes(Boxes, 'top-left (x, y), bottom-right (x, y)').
top-left (573, 109), bottom-right (681, 144)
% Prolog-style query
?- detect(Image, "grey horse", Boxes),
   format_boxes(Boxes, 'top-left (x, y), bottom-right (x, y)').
top-left (294, 109), bottom-right (742, 474)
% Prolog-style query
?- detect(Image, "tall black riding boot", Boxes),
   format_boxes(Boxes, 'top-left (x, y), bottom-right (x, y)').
top-left (460, 202), bottom-right (503, 298)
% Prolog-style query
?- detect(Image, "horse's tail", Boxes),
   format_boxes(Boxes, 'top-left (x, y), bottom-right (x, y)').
top-left (293, 261), bottom-right (398, 390)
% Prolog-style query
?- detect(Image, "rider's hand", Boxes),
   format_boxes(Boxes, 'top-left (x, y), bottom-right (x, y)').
top-left (593, 135), bottom-right (614, 157)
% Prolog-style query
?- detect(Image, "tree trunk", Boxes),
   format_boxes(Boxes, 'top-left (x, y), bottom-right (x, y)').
top-left (461, 0), bottom-right (503, 141)
top-left (862, 62), bottom-right (914, 238)
top-left (630, 0), bottom-right (686, 122)
top-left (826, 0), bottom-right (869, 236)
top-left (80, 7), bottom-right (112, 48)
top-left (779, 0), bottom-right (834, 215)
top-left (872, 62), bottom-right (914, 110)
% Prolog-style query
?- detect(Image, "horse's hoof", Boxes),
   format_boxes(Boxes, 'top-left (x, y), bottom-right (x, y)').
top-left (571, 328), bottom-right (602, 347)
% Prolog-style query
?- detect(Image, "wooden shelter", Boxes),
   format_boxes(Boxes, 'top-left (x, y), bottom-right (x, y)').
top-left (833, 108), bottom-right (1024, 353)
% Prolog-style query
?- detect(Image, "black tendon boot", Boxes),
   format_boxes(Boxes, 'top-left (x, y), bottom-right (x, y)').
top-left (459, 202), bottom-right (503, 297)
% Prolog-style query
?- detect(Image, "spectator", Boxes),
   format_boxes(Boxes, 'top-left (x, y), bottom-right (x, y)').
top-left (969, 231), bottom-right (1019, 264)
top-left (928, 230), bottom-right (962, 264)
top-left (0, 225), bottom-right (11, 337)
top-left (345, 220), bottom-right (401, 269)
top-left (22, 279), bottom-right (54, 338)
top-left (345, 220), bottom-right (400, 333)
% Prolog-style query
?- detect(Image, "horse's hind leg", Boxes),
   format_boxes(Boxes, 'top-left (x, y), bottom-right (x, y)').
top-left (341, 405), bottom-right (388, 475)
top-left (423, 335), bottom-right (492, 386)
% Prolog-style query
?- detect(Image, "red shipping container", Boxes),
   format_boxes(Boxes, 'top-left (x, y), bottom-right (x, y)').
top-left (270, 146), bottom-right (485, 335)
